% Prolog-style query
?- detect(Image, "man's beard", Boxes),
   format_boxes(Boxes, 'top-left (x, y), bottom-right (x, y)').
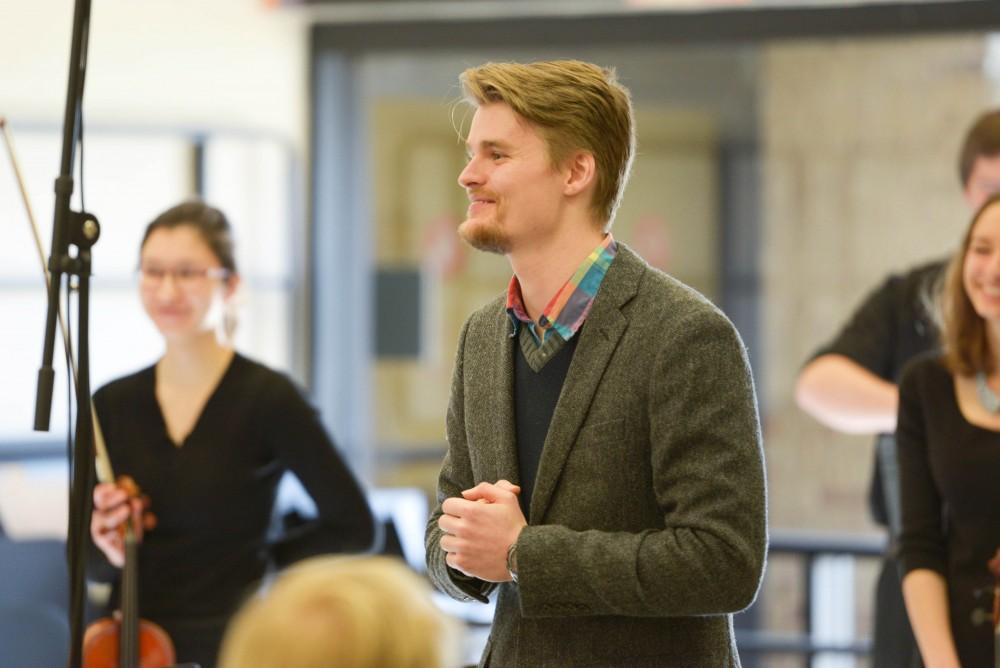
top-left (458, 217), bottom-right (511, 255)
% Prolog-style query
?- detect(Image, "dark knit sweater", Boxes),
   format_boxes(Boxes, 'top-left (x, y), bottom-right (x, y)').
top-left (514, 328), bottom-right (580, 519)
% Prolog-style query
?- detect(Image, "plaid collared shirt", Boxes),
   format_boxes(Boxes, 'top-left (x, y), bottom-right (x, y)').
top-left (506, 234), bottom-right (618, 346)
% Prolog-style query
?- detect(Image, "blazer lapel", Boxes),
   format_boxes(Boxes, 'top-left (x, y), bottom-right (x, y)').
top-left (528, 246), bottom-right (644, 522)
top-left (487, 307), bottom-right (520, 486)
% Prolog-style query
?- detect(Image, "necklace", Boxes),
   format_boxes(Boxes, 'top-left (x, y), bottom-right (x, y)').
top-left (975, 371), bottom-right (1000, 413)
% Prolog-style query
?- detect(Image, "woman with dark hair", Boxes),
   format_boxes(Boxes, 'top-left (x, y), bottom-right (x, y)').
top-left (897, 193), bottom-right (1000, 668)
top-left (87, 200), bottom-right (375, 667)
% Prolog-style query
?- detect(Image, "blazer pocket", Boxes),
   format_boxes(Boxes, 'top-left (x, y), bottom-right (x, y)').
top-left (573, 417), bottom-right (626, 450)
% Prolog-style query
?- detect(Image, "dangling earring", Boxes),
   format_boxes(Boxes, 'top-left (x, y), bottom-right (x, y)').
top-left (222, 302), bottom-right (238, 343)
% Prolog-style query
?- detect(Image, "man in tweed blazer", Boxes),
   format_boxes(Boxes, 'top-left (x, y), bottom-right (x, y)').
top-left (425, 60), bottom-right (767, 667)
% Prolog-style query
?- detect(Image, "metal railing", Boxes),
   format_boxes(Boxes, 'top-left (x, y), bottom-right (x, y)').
top-left (736, 529), bottom-right (887, 667)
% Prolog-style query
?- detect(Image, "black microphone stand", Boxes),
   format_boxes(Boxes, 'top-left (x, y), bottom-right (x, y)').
top-left (33, 1), bottom-right (101, 666)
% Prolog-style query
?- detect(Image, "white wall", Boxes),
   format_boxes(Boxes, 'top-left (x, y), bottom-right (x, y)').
top-left (0, 0), bottom-right (309, 539)
top-left (0, 0), bottom-right (308, 149)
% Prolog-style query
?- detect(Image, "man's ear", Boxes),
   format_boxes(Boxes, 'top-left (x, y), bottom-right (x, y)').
top-left (563, 150), bottom-right (597, 197)
top-left (962, 182), bottom-right (978, 210)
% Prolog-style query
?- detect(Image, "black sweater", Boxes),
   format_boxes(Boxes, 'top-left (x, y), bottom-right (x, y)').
top-left (897, 354), bottom-right (1000, 668)
top-left (89, 353), bottom-right (374, 666)
top-left (514, 331), bottom-right (579, 519)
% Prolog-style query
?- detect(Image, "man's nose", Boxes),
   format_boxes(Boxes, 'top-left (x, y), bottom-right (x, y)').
top-left (459, 156), bottom-right (483, 189)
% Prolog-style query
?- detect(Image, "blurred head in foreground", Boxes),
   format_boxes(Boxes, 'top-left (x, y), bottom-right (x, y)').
top-left (217, 555), bottom-right (461, 668)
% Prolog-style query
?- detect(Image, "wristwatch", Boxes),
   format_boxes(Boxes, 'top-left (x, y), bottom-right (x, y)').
top-left (506, 542), bottom-right (519, 583)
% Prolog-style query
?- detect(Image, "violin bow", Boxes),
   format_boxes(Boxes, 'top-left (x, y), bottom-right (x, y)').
top-left (1, 116), bottom-right (114, 485)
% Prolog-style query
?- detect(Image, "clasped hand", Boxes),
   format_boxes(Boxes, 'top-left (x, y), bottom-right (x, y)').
top-left (438, 479), bottom-right (526, 582)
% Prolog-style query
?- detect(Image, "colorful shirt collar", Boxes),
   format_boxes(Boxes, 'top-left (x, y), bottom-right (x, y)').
top-left (506, 234), bottom-right (618, 346)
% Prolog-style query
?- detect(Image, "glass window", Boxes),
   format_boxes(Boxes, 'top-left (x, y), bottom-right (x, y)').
top-left (0, 125), bottom-right (300, 505)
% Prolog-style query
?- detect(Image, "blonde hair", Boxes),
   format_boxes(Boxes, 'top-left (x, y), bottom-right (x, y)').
top-left (940, 193), bottom-right (1000, 375)
top-left (217, 556), bottom-right (460, 668)
top-left (460, 60), bottom-right (635, 228)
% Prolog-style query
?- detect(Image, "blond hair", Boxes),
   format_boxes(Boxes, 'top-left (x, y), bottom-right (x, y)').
top-left (940, 193), bottom-right (1000, 375)
top-left (217, 556), bottom-right (460, 668)
top-left (460, 60), bottom-right (635, 228)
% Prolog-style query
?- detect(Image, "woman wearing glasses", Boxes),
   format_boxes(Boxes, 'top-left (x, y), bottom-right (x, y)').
top-left (87, 201), bottom-right (375, 668)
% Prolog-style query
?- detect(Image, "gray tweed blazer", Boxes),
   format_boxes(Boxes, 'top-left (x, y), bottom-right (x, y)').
top-left (425, 245), bottom-right (767, 667)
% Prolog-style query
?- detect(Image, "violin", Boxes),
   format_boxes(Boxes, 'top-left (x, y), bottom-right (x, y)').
top-left (81, 477), bottom-right (175, 668)
top-left (3, 118), bottom-right (176, 668)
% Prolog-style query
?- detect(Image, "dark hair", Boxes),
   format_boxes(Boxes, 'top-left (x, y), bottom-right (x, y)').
top-left (140, 200), bottom-right (237, 274)
top-left (958, 110), bottom-right (1000, 188)
top-left (940, 192), bottom-right (1000, 375)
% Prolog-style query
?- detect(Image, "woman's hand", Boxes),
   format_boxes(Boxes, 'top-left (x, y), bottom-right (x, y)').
top-left (89, 476), bottom-right (155, 568)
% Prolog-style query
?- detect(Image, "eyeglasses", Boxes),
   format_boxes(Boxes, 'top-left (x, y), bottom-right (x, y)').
top-left (138, 265), bottom-right (229, 288)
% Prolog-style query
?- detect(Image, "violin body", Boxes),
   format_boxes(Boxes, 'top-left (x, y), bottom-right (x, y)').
top-left (82, 617), bottom-right (175, 668)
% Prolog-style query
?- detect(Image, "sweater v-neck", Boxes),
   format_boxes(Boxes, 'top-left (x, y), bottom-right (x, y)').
top-left (939, 366), bottom-right (1000, 435)
top-left (150, 353), bottom-right (239, 448)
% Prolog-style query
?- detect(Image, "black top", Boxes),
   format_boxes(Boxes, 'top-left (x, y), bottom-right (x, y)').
top-left (897, 354), bottom-right (1000, 668)
top-left (811, 259), bottom-right (945, 525)
top-left (89, 353), bottom-right (374, 666)
top-left (513, 329), bottom-right (580, 519)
